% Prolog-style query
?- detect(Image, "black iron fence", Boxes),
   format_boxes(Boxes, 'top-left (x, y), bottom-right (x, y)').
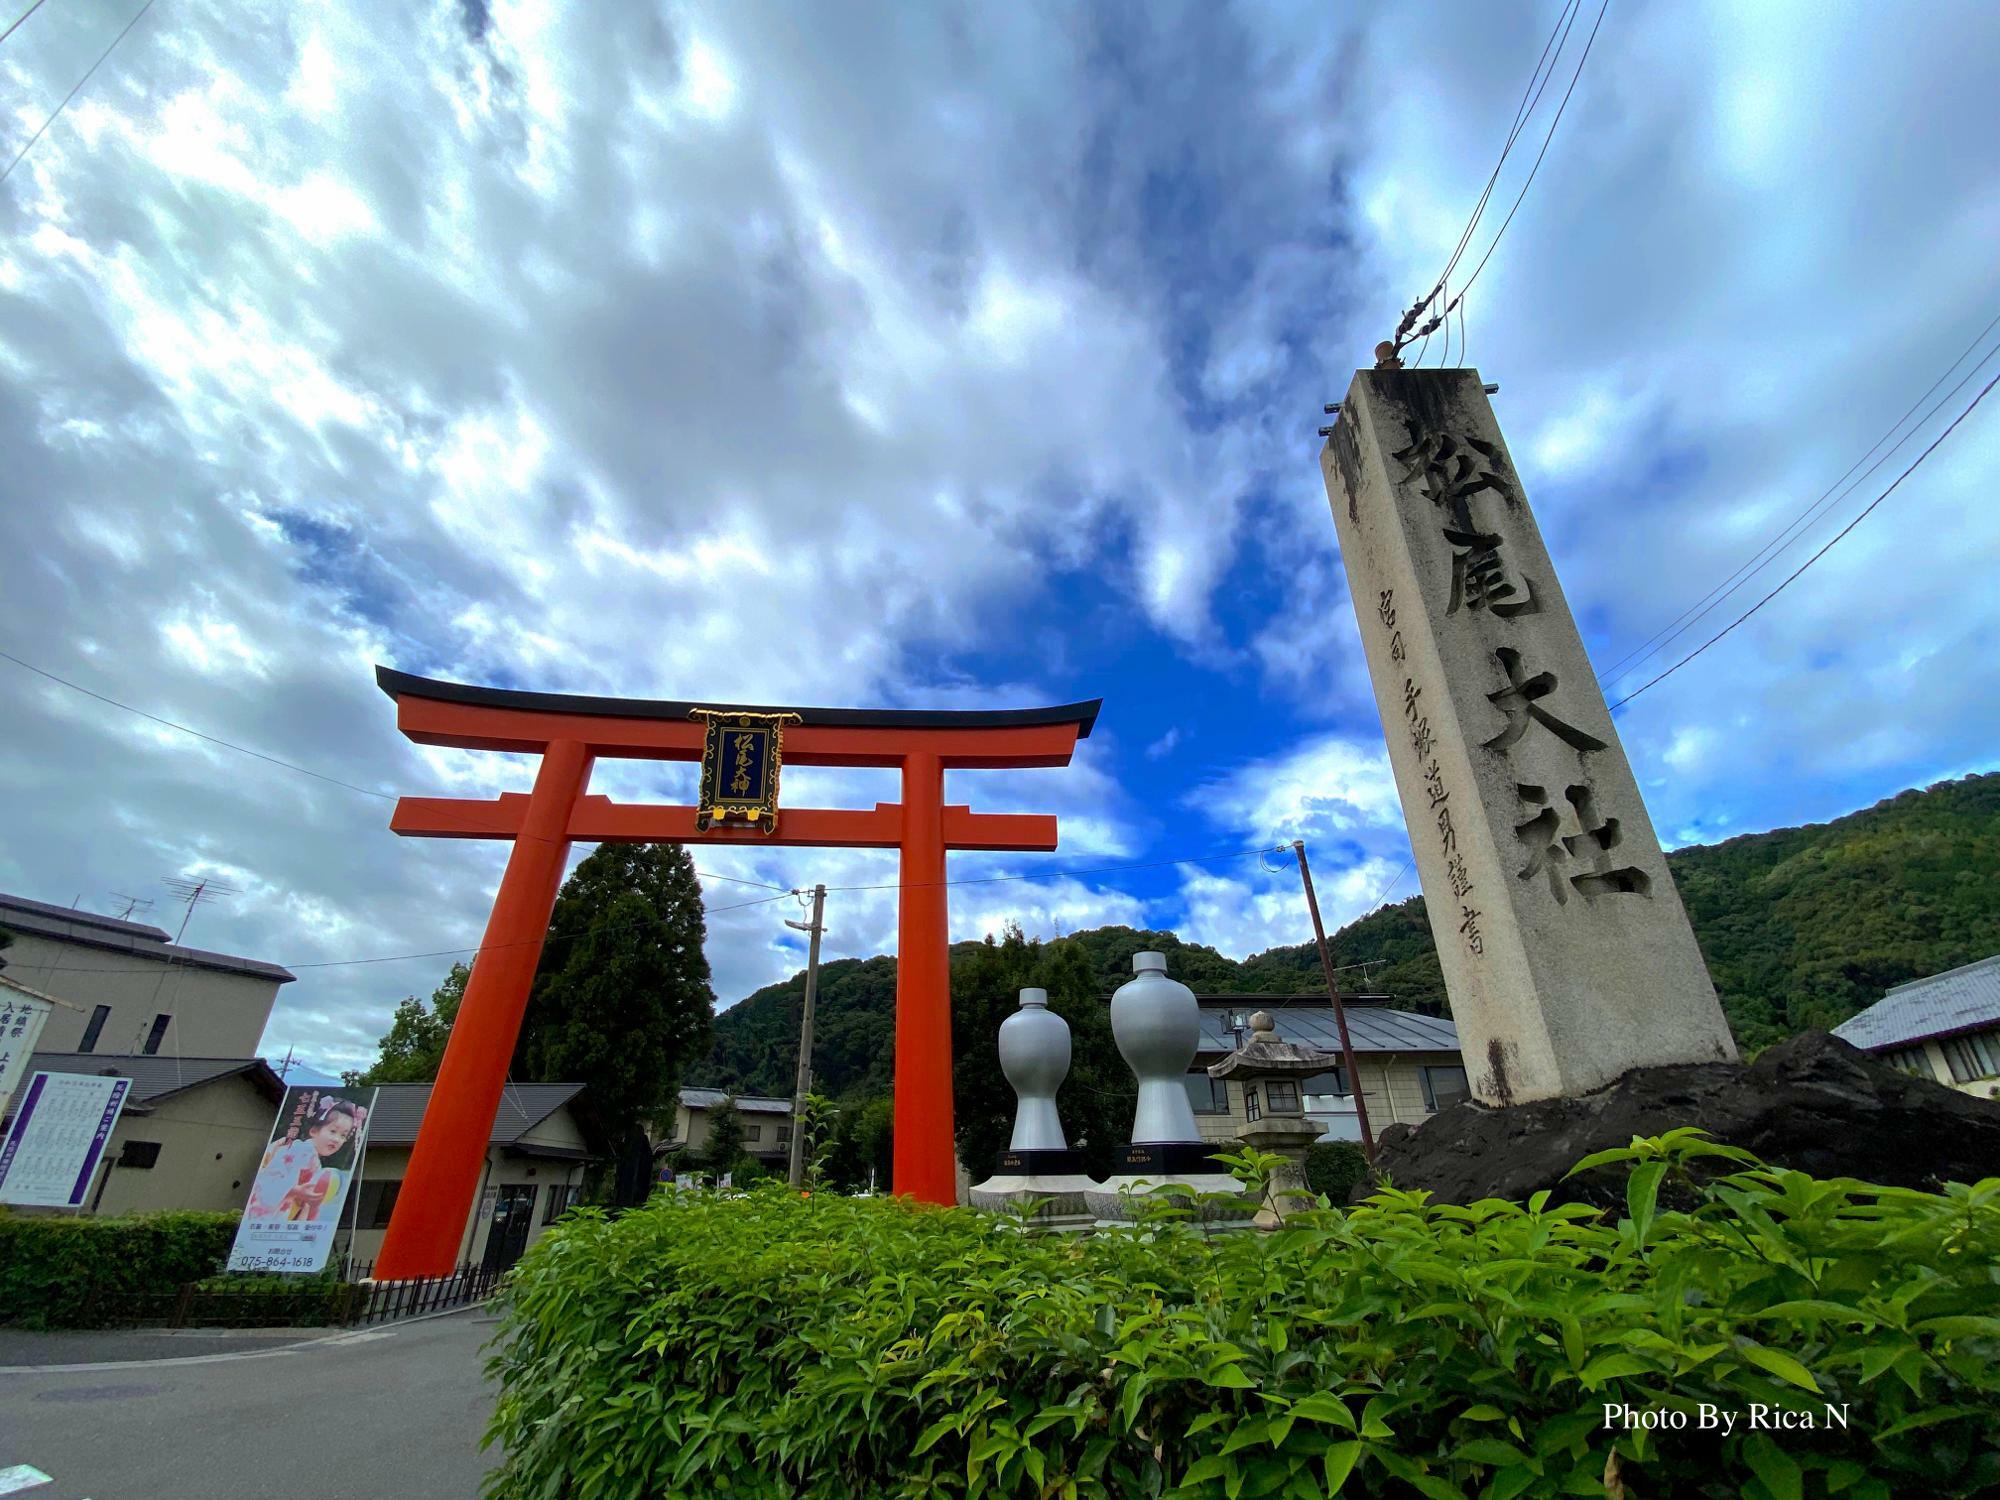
top-left (85, 1262), bottom-right (506, 1330)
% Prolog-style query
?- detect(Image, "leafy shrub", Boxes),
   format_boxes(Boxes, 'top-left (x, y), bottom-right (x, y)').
top-left (0, 1210), bottom-right (239, 1328)
top-left (485, 1131), bottom-right (2000, 1498)
top-left (1304, 1141), bottom-right (1370, 1204)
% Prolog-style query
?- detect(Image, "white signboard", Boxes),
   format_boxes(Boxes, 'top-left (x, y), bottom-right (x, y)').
top-left (227, 1085), bottom-right (376, 1274)
top-left (0, 991), bottom-right (53, 1103)
top-left (0, 1071), bottom-right (130, 1208)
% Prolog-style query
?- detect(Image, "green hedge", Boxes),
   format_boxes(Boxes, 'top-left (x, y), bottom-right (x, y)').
top-left (1303, 1141), bottom-right (1371, 1204)
top-left (485, 1132), bottom-right (2000, 1498)
top-left (0, 1210), bottom-right (240, 1328)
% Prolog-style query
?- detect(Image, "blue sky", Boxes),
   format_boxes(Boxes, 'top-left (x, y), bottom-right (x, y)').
top-left (2, 1), bottom-right (1996, 1073)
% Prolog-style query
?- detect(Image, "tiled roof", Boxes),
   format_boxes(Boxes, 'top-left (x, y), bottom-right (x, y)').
top-left (1195, 998), bottom-right (1459, 1056)
top-left (0, 891), bottom-right (295, 984)
top-left (359, 1081), bottom-right (584, 1145)
top-left (679, 1087), bottom-right (795, 1114)
top-left (15, 1053), bottom-right (284, 1112)
top-left (1833, 954), bottom-right (2000, 1052)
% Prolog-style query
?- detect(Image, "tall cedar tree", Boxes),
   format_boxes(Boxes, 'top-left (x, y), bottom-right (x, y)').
top-left (701, 1096), bottom-right (746, 1174)
top-left (346, 962), bottom-right (468, 1086)
top-left (515, 843), bottom-right (715, 1202)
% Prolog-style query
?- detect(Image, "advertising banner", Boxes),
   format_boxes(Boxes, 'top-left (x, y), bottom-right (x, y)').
top-left (226, 1085), bottom-right (375, 1274)
top-left (0, 1071), bottom-right (130, 1208)
top-left (0, 989), bottom-right (54, 1103)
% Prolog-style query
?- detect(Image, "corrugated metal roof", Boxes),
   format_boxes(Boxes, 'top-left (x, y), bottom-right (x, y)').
top-left (0, 891), bottom-right (295, 983)
top-left (1195, 1000), bottom-right (1459, 1056)
top-left (1833, 954), bottom-right (2000, 1051)
top-left (679, 1087), bottom-right (793, 1114)
top-left (360, 1081), bottom-right (585, 1145)
top-left (17, 1052), bottom-right (284, 1110)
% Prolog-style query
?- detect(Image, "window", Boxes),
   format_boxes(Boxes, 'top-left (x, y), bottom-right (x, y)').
top-left (777, 1131), bottom-right (792, 1148)
top-left (1244, 1085), bottom-right (1261, 1123)
top-left (1941, 1030), bottom-right (2000, 1084)
top-left (1302, 1069), bottom-right (1353, 1114)
top-left (355, 1179), bottom-right (402, 1230)
top-left (544, 1184), bottom-right (581, 1222)
top-left (79, 1004), bottom-right (110, 1053)
top-left (142, 1013), bottom-right (172, 1056)
top-left (119, 1140), bottom-right (161, 1169)
top-left (1421, 1065), bottom-right (1471, 1113)
top-left (744, 1123), bottom-right (763, 1142)
top-left (1184, 1071), bottom-right (1229, 1114)
top-left (1880, 1047), bottom-right (1933, 1078)
top-left (1264, 1080), bottom-right (1301, 1115)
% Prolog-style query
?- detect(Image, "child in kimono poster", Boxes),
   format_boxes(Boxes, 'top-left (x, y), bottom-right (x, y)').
top-left (228, 1086), bottom-right (376, 1273)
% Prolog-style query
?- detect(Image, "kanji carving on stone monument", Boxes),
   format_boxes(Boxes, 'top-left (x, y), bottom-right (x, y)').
top-left (1444, 526), bottom-right (1541, 619)
top-left (1482, 647), bottom-right (1606, 754)
top-left (1510, 783), bottom-right (1652, 905)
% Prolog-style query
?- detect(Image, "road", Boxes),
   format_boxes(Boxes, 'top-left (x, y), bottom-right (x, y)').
top-left (0, 1309), bottom-right (502, 1499)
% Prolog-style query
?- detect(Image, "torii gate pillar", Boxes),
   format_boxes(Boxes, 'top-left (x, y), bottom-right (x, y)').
top-left (368, 669), bottom-right (1099, 1278)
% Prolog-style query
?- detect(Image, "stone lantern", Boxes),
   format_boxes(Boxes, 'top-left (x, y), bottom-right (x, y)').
top-left (1207, 1010), bottom-right (1336, 1226)
top-left (1087, 952), bottom-right (1248, 1222)
top-left (968, 988), bottom-right (1099, 1221)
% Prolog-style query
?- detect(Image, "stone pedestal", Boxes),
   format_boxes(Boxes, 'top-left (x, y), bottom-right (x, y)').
top-left (1084, 1141), bottom-right (1255, 1224)
top-left (1319, 369), bottom-right (1737, 1105)
top-left (968, 1147), bottom-right (1100, 1225)
top-left (1237, 1117), bottom-right (1323, 1227)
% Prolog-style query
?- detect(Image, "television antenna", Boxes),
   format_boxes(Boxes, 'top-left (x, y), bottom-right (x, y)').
top-left (108, 891), bottom-right (156, 921)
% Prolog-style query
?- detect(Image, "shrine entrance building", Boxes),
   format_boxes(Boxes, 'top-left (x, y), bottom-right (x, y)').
top-left (370, 667), bottom-right (1100, 1279)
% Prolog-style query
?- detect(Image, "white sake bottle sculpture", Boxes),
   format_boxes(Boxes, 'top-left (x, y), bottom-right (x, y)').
top-left (1110, 951), bottom-right (1203, 1144)
top-left (998, 987), bottom-right (1071, 1152)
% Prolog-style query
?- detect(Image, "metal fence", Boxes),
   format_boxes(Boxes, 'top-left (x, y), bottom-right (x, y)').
top-left (85, 1262), bottom-right (505, 1330)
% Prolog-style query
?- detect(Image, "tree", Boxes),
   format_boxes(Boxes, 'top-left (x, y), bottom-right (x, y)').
top-left (702, 1096), bottom-right (745, 1174)
top-left (345, 963), bottom-right (468, 1086)
top-left (823, 1095), bottom-right (893, 1192)
top-left (516, 844), bottom-right (716, 1202)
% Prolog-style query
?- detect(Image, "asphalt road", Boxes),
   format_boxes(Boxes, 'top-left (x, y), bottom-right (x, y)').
top-left (0, 1309), bottom-right (502, 1499)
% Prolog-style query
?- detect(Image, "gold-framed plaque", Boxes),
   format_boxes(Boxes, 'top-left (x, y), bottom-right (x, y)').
top-left (690, 710), bottom-right (801, 833)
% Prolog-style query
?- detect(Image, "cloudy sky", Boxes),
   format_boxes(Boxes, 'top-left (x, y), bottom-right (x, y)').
top-left (3, 0), bottom-right (1996, 1074)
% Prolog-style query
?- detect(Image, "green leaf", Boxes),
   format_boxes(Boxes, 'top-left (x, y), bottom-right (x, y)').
top-left (1742, 1432), bottom-right (1802, 1500)
top-left (1626, 1161), bottom-right (1666, 1250)
top-left (1451, 1437), bottom-right (1528, 1467)
top-left (1578, 1351), bottom-right (1652, 1388)
top-left (1288, 1394), bottom-right (1357, 1431)
top-left (1322, 1442), bottom-right (1363, 1494)
top-left (1206, 1364), bottom-right (1257, 1390)
top-left (1459, 1405), bottom-right (1506, 1422)
top-left (1737, 1342), bottom-right (1822, 1394)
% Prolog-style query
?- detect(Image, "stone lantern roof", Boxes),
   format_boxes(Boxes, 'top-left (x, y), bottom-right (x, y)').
top-left (1206, 1011), bottom-right (1337, 1079)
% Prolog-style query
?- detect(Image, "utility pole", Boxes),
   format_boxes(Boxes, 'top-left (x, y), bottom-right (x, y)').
top-left (1292, 841), bottom-right (1376, 1161)
top-left (784, 884), bottom-right (827, 1188)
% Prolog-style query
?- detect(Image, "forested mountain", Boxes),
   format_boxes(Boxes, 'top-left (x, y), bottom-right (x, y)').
top-left (701, 773), bottom-right (2000, 1097)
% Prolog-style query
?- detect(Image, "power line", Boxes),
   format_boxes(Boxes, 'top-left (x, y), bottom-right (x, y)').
top-left (1600, 309), bottom-right (2000, 688)
top-left (0, 0), bottom-right (53, 50)
top-left (814, 843), bottom-right (1289, 894)
top-left (1394, 0), bottom-right (1583, 355)
top-left (3, 648), bottom-right (401, 800)
top-left (1610, 366), bottom-right (2000, 710)
top-left (1443, 0), bottom-right (1610, 313)
top-left (0, 0), bottom-right (157, 186)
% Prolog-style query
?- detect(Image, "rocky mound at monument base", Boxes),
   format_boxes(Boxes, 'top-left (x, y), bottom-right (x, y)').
top-left (1363, 1030), bottom-right (2000, 1206)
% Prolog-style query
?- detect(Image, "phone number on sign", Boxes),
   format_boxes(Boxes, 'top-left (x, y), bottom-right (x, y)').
top-left (229, 1252), bottom-right (326, 1272)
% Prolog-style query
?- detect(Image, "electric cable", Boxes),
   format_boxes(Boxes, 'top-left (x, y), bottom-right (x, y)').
top-left (0, 0), bottom-right (157, 186)
top-left (0, 0), bottom-right (53, 50)
top-left (1610, 366), bottom-right (2000, 710)
top-left (1600, 308), bottom-right (2000, 687)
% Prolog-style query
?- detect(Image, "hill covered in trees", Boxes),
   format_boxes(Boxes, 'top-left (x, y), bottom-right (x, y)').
top-left (702, 772), bottom-right (2000, 1098)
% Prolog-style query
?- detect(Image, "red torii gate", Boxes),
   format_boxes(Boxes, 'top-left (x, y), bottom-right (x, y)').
top-left (370, 666), bottom-right (1099, 1278)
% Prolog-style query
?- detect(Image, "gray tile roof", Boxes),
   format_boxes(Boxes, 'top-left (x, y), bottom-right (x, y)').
top-left (679, 1087), bottom-right (794, 1114)
top-left (0, 891), bottom-right (295, 983)
top-left (1195, 998), bottom-right (1459, 1056)
top-left (1833, 954), bottom-right (2000, 1052)
top-left (16, 1053), bottom-right (284, 1112)
top-left (359, 1081), bottom-right (585, 1145)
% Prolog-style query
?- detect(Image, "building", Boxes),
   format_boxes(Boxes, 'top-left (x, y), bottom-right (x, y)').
top-left (663, 1087), bottom-right (796, 1171)
top-left (0, 891), bottom-right (293, 1060)
top-left (347, 1081), bottom-right (592, 1273)
top-left (1833, 955), bottom-right (2000, 1099)
top-left (1185, 994), bottom-right (1465, 1145)
top-left (8, 1051), bottom-right (285, 1215)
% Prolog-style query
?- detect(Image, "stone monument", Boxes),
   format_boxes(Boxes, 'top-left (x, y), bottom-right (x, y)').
top-left (967, 988), bottom-right (1099, 1221)
top-left (1320, 369), bottom-right (1736, 1106)
top-left (1087, 952), bottom-right (1248, 1221)
top-left (1207, 1010), bottom-right (1335, 1226)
